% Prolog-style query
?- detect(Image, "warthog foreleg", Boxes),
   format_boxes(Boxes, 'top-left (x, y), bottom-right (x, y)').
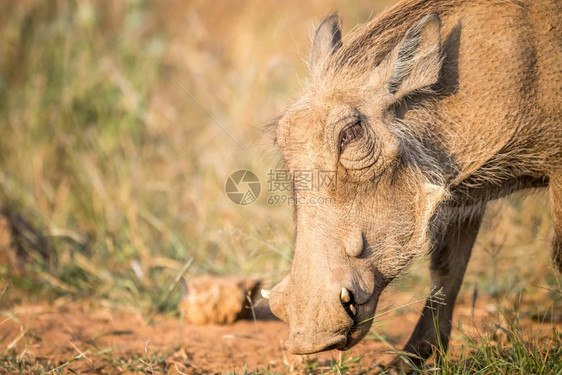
top-left (390, 210), bottom-right (484, 370)
top-left (551, 173), bottom-right (562, 274)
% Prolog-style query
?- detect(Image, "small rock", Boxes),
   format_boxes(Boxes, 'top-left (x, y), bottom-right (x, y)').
top-left (180, 276), bottom-right (260, 325)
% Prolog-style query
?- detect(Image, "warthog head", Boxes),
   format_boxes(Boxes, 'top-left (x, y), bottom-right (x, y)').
top-left (269, 13), bottom-right (449, 354)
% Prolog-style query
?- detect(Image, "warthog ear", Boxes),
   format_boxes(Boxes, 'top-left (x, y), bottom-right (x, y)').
top-left (388, 13), bottom-right (443, 100)
top-left (308, 14), bottom-right (342, 74)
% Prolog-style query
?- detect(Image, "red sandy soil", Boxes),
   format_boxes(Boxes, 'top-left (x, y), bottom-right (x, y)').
top-left (0, 292), bottom-right (559, 374)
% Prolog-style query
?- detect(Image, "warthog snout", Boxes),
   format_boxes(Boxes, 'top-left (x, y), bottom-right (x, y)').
top-left (288, 331), bottom-right (348, 355)
top-left (269, 273), bottom-right (380, 354)
top-left (270, 279), bottom-right (354, 354)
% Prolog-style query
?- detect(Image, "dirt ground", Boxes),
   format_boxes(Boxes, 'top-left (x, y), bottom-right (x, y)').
top-left (1, 291), bottom-right (559, 374)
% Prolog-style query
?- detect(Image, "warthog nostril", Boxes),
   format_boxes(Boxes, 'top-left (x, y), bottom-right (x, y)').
top-left (340, 288), bottom-right (356, 318)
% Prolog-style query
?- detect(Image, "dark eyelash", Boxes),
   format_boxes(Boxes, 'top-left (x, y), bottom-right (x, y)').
top-left (339, 122), bottom-right (364, 152)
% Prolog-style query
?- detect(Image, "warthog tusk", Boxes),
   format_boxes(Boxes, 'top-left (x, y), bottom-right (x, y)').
top-left (261, 289), bottom-right (270, 299)
top-left (341, 288), bottom-right (351, 303)
top-left (349, 304), bottom-right (357, 317)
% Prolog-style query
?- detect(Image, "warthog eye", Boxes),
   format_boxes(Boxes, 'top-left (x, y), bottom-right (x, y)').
top-left (339, 122), bottom-right (364, 152)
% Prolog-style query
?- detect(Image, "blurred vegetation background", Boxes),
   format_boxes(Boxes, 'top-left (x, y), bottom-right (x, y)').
top-left (0, 0), bottom-right (559, 321)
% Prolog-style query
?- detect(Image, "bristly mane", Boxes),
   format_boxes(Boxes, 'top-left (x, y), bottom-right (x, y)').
top-left (323, 0), bottom-right (523, 79)
top-left (327, 0), bottom-right (457, 74)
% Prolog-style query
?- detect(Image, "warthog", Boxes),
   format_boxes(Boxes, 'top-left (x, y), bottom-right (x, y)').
top-left (267, 0), bottom-right (561, 367)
